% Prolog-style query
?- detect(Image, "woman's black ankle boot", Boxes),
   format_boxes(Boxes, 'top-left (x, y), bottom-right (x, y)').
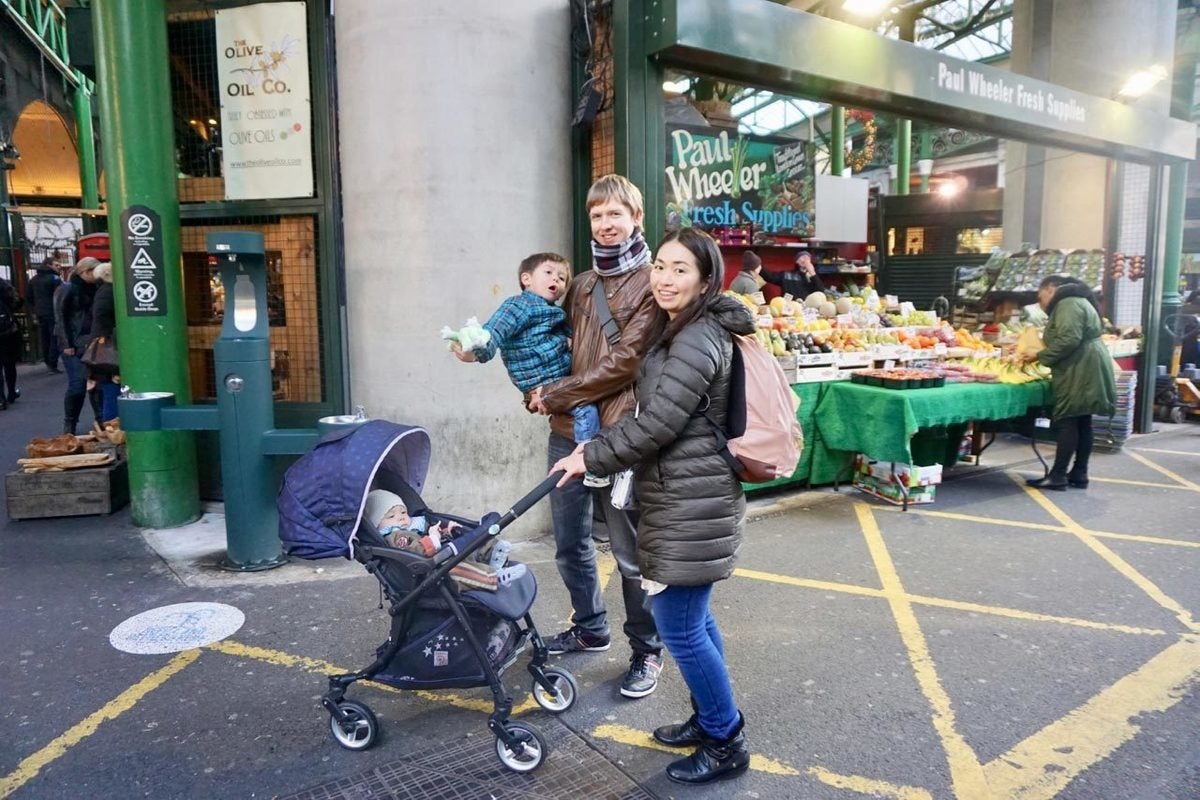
top-left (665, 713), bottom-right (750, 784)
top-left (654, 714), bottom-right (704, 747)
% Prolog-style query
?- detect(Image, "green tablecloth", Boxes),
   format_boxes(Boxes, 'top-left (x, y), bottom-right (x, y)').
top-left (814, 380), bottom-right (1052, 465)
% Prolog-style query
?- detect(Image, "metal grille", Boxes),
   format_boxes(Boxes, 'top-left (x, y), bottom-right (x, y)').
top-left (1114, 163), bottom-right (1149, 327)
top-left (588, 3), bottom-right (614, 180)
top-left (180, 214), bottom-right (323, 403)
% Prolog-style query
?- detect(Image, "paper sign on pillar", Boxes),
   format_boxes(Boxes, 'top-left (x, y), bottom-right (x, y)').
top-left (215, 2), bottom-right (313, 200)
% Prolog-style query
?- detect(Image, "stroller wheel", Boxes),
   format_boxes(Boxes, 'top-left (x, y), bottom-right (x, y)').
top-left (329, 700), bottom-right (378, 751)
top-left (495, 721), bottom-right (547, 772)
top-left (532, 666), bottom-right (578, 713)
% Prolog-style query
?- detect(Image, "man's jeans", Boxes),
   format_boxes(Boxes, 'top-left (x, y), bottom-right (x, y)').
top-left (651, 584), bottom-right (739, 738)
top-left (37, 314), bottom-right (59, 369)
top-left (547, 432), bottom-right (661, 654)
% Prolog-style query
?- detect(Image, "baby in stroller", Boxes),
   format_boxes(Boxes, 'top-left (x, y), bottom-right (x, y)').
top-left (364, 489), bottom-right (526, 591)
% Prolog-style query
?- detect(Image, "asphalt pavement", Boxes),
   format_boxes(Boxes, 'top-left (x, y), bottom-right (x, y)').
top-left (2, 362), bottom-right (1198, 800)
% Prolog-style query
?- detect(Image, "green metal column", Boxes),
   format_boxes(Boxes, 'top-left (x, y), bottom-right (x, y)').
top-left (918, 130), bottom-right (932, 193)
top-left (830, 104), bottom-right (845, 175)
top-left (1158, 162), bottom-right (1188, 365)
top-left (896, 118), bottom-right (911, 195)
top-left (72, 84), bottom-right (100, 214)
top-left (614, 0), bottom-right (665, 246)
top-left (93, 0), bottom-right (200, 527)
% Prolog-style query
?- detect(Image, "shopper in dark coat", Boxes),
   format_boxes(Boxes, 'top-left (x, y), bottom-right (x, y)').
top-left (1024, 275), bottom-right (1116, 490)
top-left (0, 278), bottom-right (23, 408)
top-left (53, 257), bottom-right (99, 433)
top-left (552, 228), bottom-right (756, 785)
top-left (26, 261), bottom-right (62, 371)
top-left (88, 263), bottom-right (120, 422)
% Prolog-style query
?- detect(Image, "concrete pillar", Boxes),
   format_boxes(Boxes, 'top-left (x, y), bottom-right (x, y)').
top-left (1003, 0), bottom-right (1176, 250)
top-left (334, 1), bottom-right (572, 520)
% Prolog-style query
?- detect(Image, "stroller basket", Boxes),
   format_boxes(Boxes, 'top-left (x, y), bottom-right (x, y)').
top-left (277, 420), bottom-right (576, 772)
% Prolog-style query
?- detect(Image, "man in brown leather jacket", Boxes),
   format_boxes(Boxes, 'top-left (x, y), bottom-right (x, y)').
top-left (530, 175), bottom-right (665, 699)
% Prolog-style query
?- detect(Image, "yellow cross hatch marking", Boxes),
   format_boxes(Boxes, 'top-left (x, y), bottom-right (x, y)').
top-left (1130, 447), bottom-right (1200, 457)
top-left (733, 569), bottom-right (1166, 636)
top-left (878, 506), bottom-right (1200, 549)
top-left (1126, 449), bottom-right (1200, 491)
top-left (591, 722), bottom-right (935, 798)
top-left (0, 650), bottom-right (201, 800)
top-left (1012, 473), bottom-right (1200, 633)
top-left (982, 634), bottom-right (1200, 800)
top-left (855, 501), bottom-right (992, 798)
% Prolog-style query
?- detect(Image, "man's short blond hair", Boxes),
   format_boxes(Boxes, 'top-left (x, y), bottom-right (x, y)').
top-left (586, 174), bottom-right (644, 219)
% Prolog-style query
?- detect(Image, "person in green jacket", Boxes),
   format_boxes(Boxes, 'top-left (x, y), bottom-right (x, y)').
top-left (1022, 275), bottom-right (1116, 490)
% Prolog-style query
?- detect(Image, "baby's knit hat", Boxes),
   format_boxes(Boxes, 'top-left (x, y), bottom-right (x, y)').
top-left (741, 250), bottom-right (761, 271)
top-left (364, 489), bottom-right (405, 529)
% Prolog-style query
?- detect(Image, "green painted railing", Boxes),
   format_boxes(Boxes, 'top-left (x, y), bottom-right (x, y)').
top-left (1, 0), bottom-right (92, 91)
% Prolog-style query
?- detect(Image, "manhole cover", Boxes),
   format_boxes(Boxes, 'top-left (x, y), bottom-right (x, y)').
top-left (109, 602), bottom-right (245, 654)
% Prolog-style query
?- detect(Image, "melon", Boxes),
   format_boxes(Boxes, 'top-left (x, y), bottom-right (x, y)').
top-left (819, 301), bottom-right (837, 319)
top-left (834, 297), bottom-right (854, 315)
top-left (804, 291), bottom-right (827, 309)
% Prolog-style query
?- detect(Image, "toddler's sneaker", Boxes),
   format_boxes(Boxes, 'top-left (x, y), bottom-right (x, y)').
top-left (583, 472), bottom-right (611, 488)
top-left (496, 563), bottom-right (526, 586)
top-left (488, 540), bottom-right (512, 570)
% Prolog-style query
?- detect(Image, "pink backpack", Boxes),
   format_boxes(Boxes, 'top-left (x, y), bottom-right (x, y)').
top-left (704, 335), bottom-right (803, 483)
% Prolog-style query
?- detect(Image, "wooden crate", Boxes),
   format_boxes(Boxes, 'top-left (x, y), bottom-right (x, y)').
top-left (5, 459), bottom-right (130, 520)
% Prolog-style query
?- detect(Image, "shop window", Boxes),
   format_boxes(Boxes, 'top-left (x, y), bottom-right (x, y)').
top-left (956, 227), bottom-right (1002, 254)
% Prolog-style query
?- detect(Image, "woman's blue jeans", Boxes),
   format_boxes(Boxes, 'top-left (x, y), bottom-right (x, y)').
top-left (650, 583), bottom-right (740, 740)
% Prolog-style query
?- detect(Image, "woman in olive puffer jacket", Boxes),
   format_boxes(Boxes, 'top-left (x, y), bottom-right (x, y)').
top-left (553, 228), bottom-right (756, 786)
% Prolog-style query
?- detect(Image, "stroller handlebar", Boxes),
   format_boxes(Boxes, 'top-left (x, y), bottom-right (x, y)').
top-left (498, 470), bottom-right (565, 529)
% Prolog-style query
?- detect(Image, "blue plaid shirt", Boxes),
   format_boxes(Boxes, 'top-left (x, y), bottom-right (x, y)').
top-left (474, 290), bottom-right (571, 393)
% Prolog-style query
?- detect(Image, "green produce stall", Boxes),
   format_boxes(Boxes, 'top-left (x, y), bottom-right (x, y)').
top-left (744, 380), bottom-right (1052, 492)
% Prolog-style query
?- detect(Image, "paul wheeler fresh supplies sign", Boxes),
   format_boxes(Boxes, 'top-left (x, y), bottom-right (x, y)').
top-left (665, 124), bottom-right (815, 237)
top-left (215, 2), bottom-right (313, 200)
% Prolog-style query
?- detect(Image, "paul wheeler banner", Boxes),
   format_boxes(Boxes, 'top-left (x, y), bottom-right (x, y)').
top-left (665, 124), bottom-right (815, 237)
top-left (216, 2), bottom-right (313, 200)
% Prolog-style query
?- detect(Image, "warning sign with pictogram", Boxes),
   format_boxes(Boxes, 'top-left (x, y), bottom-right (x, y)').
top-left (121, 205), bottom-right (167, 316)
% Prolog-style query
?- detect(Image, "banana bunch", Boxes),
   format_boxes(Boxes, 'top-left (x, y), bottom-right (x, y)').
top-left (962, 357), bottom-right (1050, 384)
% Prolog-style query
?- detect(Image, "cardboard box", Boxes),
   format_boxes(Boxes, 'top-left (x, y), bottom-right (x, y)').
top-left (854, 456), bottom-right (943, 487)
top-left (853, 472), bottom-right (937, 505)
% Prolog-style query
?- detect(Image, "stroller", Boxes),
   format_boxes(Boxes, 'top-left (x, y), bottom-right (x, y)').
top-left (278, 420), bottom-right (576, 773)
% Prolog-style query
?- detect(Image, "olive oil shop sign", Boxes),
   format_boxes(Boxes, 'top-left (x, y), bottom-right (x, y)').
top-left (215, 2), bottom-right (313, 200)
top-left (665, 124), bottom-right (815, 237)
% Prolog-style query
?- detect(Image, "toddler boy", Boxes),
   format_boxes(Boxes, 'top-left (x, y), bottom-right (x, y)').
top-left (452, 252), bottom-right (607, 486)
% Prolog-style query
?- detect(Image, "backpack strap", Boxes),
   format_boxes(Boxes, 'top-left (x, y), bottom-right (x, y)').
top-left (591, 278), bottom-right (622, 347)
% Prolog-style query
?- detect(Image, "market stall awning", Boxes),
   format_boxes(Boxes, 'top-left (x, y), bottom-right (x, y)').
top-left (645, 0), bottom-right (1196, 163)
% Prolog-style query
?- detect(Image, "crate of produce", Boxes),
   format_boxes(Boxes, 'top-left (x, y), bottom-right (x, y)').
top-left (855, 456), bottom-right (942, 487)
top-left (852, 471), bottom-right (937, 505)
top-left (6, 456), bottom-right (130, 520)
top-left (793, 365), bottom-right (840, 383)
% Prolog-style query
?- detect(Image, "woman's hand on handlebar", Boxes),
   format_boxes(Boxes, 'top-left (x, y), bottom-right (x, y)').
top-left (550, 444), bottom-right (587, 487)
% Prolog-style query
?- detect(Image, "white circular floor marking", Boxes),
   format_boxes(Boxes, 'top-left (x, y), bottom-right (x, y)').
top-left (109, 602), bottom-right (245, 654)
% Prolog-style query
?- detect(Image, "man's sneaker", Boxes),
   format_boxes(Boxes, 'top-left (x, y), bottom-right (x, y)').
top-left (545, 625), bottom-right (611, 655)
top-left (620, 651), bottom-right (663, 698)
top-left (583, 472), bottom-right (611, 488)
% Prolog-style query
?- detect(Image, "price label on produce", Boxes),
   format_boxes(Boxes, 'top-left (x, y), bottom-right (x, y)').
top-left (899, 301), bottom-right (916, 315)
top-left (884, 359), bottom-right (896, 370)
top-left (885, 294), bottom-right (899, 308)
top-left (836, 313), bottom-right (854, 327)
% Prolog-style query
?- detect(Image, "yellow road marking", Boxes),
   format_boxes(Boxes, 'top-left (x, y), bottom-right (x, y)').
top-left (855, 502), bottom-right (992, 798)
top-left (1013, 474), bottom-right (1200, 633)
top-left (734, 568), bottom-right (1165, 636)
top-left (1127, 450), bottom-right (1200, 491)
top-left (807, 765), bottom-right (934, 800)
top-left (983, 635), bottom-right (1200, 800)
top-left (1131, 447), bottom-right (1200, 457)
top-left (0, 650), bottom-right (201, 799)
top-left (208, 640), bottom-right (538, 715)
top-left (597, 550), bottom-right (617, 591)
top-left (878, 506), bottom-right (1200, 549)
top-left (1088, 476), bottom-right (1187, 490)
top-left (593, 718), bottom-right (937, 797)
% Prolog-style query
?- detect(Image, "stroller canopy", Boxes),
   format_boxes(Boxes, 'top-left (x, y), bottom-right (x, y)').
top-left (279, 421), bottom-right (432, 560)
